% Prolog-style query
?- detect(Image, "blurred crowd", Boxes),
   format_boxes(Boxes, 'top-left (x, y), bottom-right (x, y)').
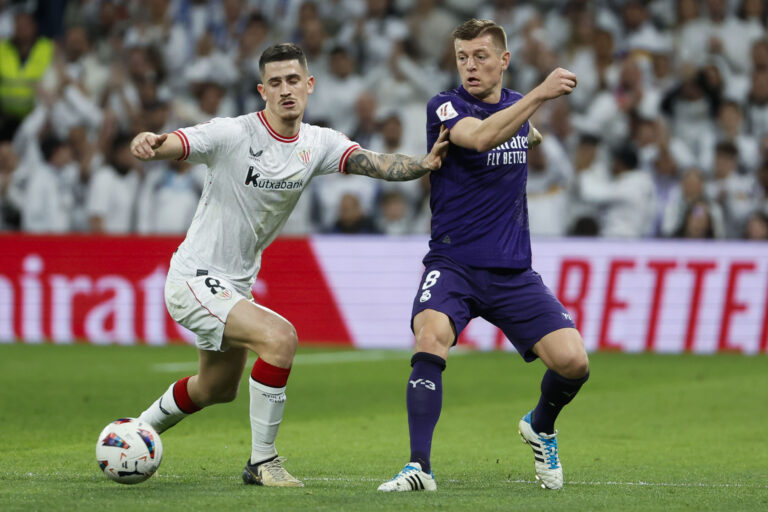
top-left (1, 0), bottom-right (767, 240)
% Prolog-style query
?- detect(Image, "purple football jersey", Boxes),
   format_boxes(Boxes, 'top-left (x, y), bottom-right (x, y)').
top-left (426, 86), bottom-right (531, 269)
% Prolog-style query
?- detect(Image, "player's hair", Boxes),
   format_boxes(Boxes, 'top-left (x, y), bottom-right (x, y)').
top-left (452, 19), bottom-right (508, 53)
top-left (259, 43), bottom-right (309, 75)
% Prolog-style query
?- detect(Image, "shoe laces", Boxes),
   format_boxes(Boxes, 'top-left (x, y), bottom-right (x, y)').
top-left (260, 457), bottom-right (296, 483)
top-left (539, 436), bottom-right (560, 470)
top-left (393, 464), bottom-right (419, 479)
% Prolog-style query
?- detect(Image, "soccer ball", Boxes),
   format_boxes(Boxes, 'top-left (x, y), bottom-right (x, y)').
top-left (95, 418), bottom-right (163, 484)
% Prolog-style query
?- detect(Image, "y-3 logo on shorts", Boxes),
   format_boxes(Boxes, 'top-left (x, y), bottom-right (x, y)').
top-left (409, 379), bottom-right (436, 391)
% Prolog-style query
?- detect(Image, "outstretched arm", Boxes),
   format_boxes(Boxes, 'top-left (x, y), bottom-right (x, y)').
top-left (130, 131), bottom-right (184, 161)
top-left (346, 126), bottom-right (449, 181)
top-left (450, 68), bottom-right (576, 153)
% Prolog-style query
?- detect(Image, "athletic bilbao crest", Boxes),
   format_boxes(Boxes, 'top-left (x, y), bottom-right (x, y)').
top-left (297, 149), bottom-right (311, 165)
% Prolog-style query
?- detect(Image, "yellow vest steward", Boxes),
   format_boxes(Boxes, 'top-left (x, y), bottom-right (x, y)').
top-left (0, 37), bottom-right (54, 118)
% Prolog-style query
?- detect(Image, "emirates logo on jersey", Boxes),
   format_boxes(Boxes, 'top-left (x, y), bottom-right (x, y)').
top-left (297, 149), bottom-right (311, 165)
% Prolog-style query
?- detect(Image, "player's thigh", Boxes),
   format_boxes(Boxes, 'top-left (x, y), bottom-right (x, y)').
top-left (222, 299), bottom-right (298, 366)
top-left (411, 256), bottom-right (476, 358)
top-left (196, 345), bottom-right (249, 400)
top-left (413, 309), bottom-right (456, 359)
top-left (532, 328), bottom-right (589, 379)
top-left (483, 268), bottom-right (575, 362)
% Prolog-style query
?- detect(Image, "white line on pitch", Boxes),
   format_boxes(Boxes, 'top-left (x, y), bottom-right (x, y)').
top-left (301, 476), bottom-right (766, 489)
top-left (150, 474), bottom-right (765, 489)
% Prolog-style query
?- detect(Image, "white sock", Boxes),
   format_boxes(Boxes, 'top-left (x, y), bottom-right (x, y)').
top-left (138, 382), bottom-right (189, 434)
top-left (249, 378), bottom-right (286, 464)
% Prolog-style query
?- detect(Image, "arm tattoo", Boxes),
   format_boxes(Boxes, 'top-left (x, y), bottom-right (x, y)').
top-left (345, 148), bottom-right (430, 181)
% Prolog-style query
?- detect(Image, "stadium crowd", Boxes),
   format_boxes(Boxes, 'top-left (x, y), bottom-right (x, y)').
top-left (1, 0), bottom-right (767, 239)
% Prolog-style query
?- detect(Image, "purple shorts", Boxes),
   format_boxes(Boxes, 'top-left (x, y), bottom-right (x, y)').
top-left (411, 253), bottom-right (575, 362)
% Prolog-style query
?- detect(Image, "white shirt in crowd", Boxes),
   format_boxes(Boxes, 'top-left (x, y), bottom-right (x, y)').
top-left (21, 163), bottom-right (78, 233)
top-left (578, 168), bottom-right (657, 238)
top-left (137, 162), bottom-right (206, 234)
top-left (86, 165), bottom-right (141, 233)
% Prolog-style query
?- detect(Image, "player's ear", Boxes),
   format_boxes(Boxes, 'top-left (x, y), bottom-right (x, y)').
top-left (257, 83), bottom-right (266, 101)
top-left (306, 75), bottom-right (315, 94)
top-left (500, 50), bottom-right (511, 71)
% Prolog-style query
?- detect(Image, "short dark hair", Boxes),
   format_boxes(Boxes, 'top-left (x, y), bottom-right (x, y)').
top-left (40, 136), bottom-right (67, 162)
top-left (715, 140), bottom-right (738, 157)
top-left (452, 19), bottom-right (508, 53)
top-left (259, 43), bottom-right (308, 76)
top-left (612, 143), bottom-right (638, 170)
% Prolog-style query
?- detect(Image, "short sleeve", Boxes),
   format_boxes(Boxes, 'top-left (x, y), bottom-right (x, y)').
top-left (314, 128), bottom-right (361, 176)
top-left (428, 95), bottom-right (472, 132)
top-left (172, 117), bottom-right (242, 166)
top-left (426, 94), bottom-right (471, 151)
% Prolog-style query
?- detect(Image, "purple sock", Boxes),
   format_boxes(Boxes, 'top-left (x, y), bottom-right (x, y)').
top-left (531, 369), bottom-right (589, 435)
top-left (407, 352), bottom-right (446, 474)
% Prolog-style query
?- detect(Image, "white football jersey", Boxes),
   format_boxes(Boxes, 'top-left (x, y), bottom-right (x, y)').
top-left (167, 111), bottom-right (360, 292)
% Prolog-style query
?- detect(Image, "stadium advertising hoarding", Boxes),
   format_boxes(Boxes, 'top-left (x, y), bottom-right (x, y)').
top-left (1, 235), bottom-right (766, 354)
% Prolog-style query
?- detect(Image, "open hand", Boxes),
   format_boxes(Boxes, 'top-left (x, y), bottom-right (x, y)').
top-left (423, 125), bottom-right (450, 171)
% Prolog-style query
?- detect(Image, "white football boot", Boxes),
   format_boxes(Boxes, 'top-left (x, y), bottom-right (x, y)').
top-left (242, 456), bottom-right (304, 487)
top-left (518, 411), bottom-right (563, 490)
top-left (377, 462), bottom-right (437, 492)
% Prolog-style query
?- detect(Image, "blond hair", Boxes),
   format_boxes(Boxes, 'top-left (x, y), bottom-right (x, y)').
top-left (452, 19), bottom-right (508, 53)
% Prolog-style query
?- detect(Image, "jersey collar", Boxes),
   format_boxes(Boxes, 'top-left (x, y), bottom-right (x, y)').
top-left (257, 111), bottom-right (300, 143)
top-left (457, 85), bottom-right (508, 108)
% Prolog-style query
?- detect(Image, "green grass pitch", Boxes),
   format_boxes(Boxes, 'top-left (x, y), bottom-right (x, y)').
top-left (1, 343), bottom-right (766, 511)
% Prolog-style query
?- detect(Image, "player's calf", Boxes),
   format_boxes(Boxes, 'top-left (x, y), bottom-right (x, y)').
top-left (138, 376), bottom-right (201, 434)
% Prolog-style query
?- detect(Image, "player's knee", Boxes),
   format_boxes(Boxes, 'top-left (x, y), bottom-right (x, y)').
top-left (414, 331), bottom-right (452, 358)
top-left (274, 323), bottom-right (298, 353)
top-left (259, 322), bottom-right (298, 366)
top-left (558, 352), bottom-right (589, 379)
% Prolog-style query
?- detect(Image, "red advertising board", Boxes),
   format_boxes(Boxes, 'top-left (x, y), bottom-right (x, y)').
top-left (0, 235), bottom-right (350, 345)
top-left (2, 234), bottom-right (767, 353)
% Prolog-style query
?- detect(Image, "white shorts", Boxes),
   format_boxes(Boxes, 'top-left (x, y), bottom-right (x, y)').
top-left (164, 274), bottom-right (248, 351)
